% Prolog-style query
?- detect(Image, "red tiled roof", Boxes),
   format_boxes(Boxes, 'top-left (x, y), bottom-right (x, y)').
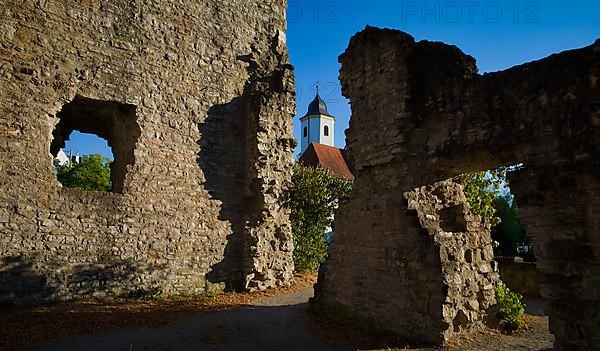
top-left (299, 143), bottom-right (355, 181)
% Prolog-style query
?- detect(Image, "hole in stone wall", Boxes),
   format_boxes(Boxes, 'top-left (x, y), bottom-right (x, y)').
top-left (50, 96), bottom-right (140, 193)
top-left (453, 309), bottom-right (469, 332)
top-left (456, 165), bottom-right (532, 260)
top-left (459, 166), bottom-right (545, 318)
top-left (53, 132), bottom-right (114, 192)
top-left (439, 204), bottom-right (467, 233)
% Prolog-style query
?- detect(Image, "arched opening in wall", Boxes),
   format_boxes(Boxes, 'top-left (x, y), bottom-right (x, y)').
top-left (456, 165), bottom-right (532, 261)
top-left (324, 125), bottom-right (329, 136)
top-left (457, 165), bottom-right (545, 316)
top-left (50, 96), bottom-right (140, 193)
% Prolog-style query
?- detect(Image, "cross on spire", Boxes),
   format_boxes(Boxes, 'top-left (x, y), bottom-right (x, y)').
top-left (315, 81), bottom-right (320, 95)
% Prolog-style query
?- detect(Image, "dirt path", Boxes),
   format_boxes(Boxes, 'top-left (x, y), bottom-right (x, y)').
top-left (33, 288), bottom-right (553, 351)
top-left (34, 288), bottom-right (344, 351)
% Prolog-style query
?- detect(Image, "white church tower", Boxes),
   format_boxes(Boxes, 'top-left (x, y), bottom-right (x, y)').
top-left (300, 89), bottom-right (335, 154)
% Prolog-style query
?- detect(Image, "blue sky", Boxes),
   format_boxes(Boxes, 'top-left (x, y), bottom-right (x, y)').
top-left (66, 0), bottom-right (600, 158)
top-left (288, 0), bottom-right (600, 155)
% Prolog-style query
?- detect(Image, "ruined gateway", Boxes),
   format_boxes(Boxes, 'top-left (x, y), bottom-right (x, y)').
top-left (0, 0), bottom-right (296, 302)
top-left (0, 1), bottom-right (599, 350)
top-left (314, 27), bottom-right (599, 350)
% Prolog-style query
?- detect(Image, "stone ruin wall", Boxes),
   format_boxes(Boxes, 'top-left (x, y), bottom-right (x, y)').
top-left (315, 179), bottom-right (499, 344)
top-left (508, 165), bottom-right (599, 350)
top-left (406, 181), bottom-right (499, 341)
top-left (0, 0), bottom-right (296, 303)
top-left (315, 27), bottom-right (599, 350)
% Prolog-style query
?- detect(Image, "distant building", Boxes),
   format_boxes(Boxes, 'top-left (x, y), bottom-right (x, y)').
top-left (299, 143), bottom-right (354, 181)
top-left (298, 91), bottom-right (354, 181)
top-left (300, 90), bottom-right (335, 155)
top-left (54, 149), bottom-right (80, 167)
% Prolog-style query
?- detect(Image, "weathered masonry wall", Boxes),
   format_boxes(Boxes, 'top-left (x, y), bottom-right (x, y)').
top-left (406, 181), bottom-right (499, 341)
top-left (315, 27), bottom-right (599, 350)
top-left (0, 0), bottom-right (296, 303)
top-left (315, 179), bottom-right (499, 345)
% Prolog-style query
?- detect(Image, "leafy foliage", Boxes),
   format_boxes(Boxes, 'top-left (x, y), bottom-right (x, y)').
top-left (495, 282), bottom-right (526, 331)
top-left (492, 194), bottom-right (527, 257)
top-left (56, 154), bottom-right (112, 192)
top-left (290, 164), bottom-right (352, 272)
top-left (457, 168), bottom-right (507, 226)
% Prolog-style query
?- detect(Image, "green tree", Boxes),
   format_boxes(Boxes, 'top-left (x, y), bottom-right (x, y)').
top-left (457, 168), bottom-right (507, 226)
top-left (492, 194), bottom-right (527, 256)
top-left (56, 154), bottom-right (112, 192)
top-left (290, 164), bottom-right (352, 272)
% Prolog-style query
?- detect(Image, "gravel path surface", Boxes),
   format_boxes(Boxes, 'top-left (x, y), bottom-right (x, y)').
top-left (34, 288), bottom-right (553, 351)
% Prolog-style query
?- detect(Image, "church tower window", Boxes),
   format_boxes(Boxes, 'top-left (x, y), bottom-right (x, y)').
top-left (324, 125), bottom-right (329, 136)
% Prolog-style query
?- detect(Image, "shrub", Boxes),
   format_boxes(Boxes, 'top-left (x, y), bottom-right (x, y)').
top-left (495, 282), bottom-right (525, 331)
top-left (290, 164), bottom-right (352, 272)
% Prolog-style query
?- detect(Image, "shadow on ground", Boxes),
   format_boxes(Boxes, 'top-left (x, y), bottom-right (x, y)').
top-left (34, 289), bottom-right (346, 351)
top-left (28, 287), bottom-right (554, 351)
